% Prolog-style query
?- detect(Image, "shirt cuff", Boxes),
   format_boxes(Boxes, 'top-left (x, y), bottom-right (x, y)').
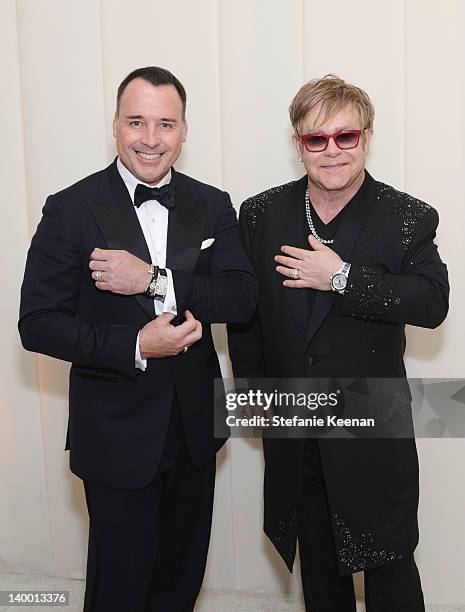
top-left (155, 268), bottom-right (177, 315)
top-left (135, 331), bottom-right (147, 371)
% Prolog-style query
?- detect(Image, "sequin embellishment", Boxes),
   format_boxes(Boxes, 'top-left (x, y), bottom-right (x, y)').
top-left (333, 514), bottom-right (402, 572)
top-left (378, 183), bottom-right (432, 250)
top-left (242, 182), bottom-right (296, 240)
top-left (345, 265), bottom-right (401, 316)
top-left (268, 509), bottom-right (298, 568)
top-left (392, 389), bottom-right (411, 414)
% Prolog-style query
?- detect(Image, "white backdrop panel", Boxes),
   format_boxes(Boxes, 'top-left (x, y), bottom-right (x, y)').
top-left (100, 0), bottom-right (223, 188)
top-left (15, 0), bottom-right (108, 578)
top-left (403, 0), bottom-right (465, 605)
top-left (1, 0), bottom-right (52, 577)
top-left (302, 0), bottom-right (405, 189)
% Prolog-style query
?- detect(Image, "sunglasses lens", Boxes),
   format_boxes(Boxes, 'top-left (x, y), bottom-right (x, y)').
top-left (304, 135), bottom-right (328, 151)
top-left (335, 132), bottom-right (359, 149)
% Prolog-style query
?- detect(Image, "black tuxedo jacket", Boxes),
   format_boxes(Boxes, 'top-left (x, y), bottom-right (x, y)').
top-left (228, 172), bottom-right (449, 575)
top-left (19, 160), bottom-right (256, 489)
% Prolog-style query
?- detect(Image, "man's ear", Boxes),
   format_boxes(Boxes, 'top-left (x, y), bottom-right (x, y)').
top-left (112, 114), bottom-right (117, 138)
top-left (362, 128), bottom-right (373, 152)
top-left (182, 121), bottom-right (188, 143)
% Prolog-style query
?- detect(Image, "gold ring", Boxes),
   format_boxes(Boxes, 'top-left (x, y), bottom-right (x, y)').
top-left (95, 270), bottom-right (102, 282)
top-left (183, 346), bottom-right (188, 354)
top-left (292, 268), bottom-right (300, 280)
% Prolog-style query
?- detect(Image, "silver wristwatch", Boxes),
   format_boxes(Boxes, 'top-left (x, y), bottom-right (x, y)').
top-left (153, 268), bottom-right (168, 301)
top-left (330, 261), bottom-right (351, 294)
top-left (145, 264), bottom-right (158, 298)
top-left (145, 266), bottom-right (168, 301)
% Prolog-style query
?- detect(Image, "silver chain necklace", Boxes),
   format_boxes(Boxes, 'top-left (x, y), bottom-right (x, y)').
top-left (305, 189), bottom-right (335, 245)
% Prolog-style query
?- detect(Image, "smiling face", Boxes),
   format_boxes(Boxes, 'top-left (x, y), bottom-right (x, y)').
top-left (113, 78), bottom-right (187, 185)
top-left (293, 104), bottom-right (372, 197)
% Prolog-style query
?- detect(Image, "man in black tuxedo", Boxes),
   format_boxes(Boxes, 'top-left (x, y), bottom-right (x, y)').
top-left (19, 66), bottom-right (256, 612)
top-left (228, 75), bottom-right (449, 611)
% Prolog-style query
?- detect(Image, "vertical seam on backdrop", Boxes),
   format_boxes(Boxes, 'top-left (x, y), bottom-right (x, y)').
top-left (300, 0), bottom-right (305, 82)
top-left (402, 0), bottom-right (407, 191)
top-left (14, 0), bottom-right (55, 573)
top-left (215, 0), bottom-right (226, 194)
top-left (97, 0), bottom-right (109, 162)
top-left (216, 0), bottom-right (237, 589)
top-left (15, 0), bottom-right (33, 239)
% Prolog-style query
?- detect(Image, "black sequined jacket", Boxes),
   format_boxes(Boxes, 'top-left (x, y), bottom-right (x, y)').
top-left (228, 171), bottom-right (449, 575)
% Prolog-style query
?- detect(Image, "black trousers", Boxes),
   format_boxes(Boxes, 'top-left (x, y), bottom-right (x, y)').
top-left (298, 439), bottom-right (425, 612)
top-left (82, 400), bottom-right (216, 612)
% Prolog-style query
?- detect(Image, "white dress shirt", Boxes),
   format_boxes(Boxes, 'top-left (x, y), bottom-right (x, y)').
top-left (116, 158), bottom-right (177, 371)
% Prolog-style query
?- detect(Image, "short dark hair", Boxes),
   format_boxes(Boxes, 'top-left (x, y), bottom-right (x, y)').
top-left (116, 66), bottom-right (187, 118)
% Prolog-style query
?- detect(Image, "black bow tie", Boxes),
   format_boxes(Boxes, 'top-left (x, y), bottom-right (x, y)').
top-left (134, 181), bottom-right (175, 210)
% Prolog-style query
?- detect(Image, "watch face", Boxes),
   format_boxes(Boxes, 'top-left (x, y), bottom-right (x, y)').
top-left (332, 273), bottom-right (347, 291)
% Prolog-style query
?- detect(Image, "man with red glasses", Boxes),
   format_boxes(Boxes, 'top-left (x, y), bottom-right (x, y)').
top-left (228, 75), bottom-right (449, 611)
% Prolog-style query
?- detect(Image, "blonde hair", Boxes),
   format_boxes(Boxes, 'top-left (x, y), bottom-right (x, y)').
top-left (289, 74), bottom-right (375, 135)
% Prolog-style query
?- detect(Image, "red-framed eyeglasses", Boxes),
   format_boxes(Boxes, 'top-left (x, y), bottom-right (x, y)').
top-left (300, 129), bottom-right (362, 153)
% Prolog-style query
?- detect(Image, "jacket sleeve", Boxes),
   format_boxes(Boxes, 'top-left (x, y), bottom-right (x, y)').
top-left (18, 194), bottom-right (140, 378)
top-left (338, 207), bottom-right (449, 328)
top-left (227, 202), bottom-right (266, 378)
top-left (171, 192), bottom-right (257, 324)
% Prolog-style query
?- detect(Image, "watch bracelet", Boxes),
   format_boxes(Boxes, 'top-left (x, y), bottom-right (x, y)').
top-left (145, 264), bottom-right (159, 298)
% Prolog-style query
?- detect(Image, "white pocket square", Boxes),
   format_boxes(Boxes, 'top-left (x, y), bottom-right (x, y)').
top-left (200, 238), bottom-right (215, 250)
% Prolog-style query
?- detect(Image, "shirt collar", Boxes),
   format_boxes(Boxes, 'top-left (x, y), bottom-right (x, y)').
top-left (116, 157), bottom-right (172, 204)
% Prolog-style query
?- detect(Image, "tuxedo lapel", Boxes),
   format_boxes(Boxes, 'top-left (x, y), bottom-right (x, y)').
top-left (278, 177), bottom-right (310, 338)
top-left (303, 172), bottom-right (378, 348)
top-left (86, 160), bottom-right (154, 319)
top-left (166, 170), bottom-right (207, 272)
